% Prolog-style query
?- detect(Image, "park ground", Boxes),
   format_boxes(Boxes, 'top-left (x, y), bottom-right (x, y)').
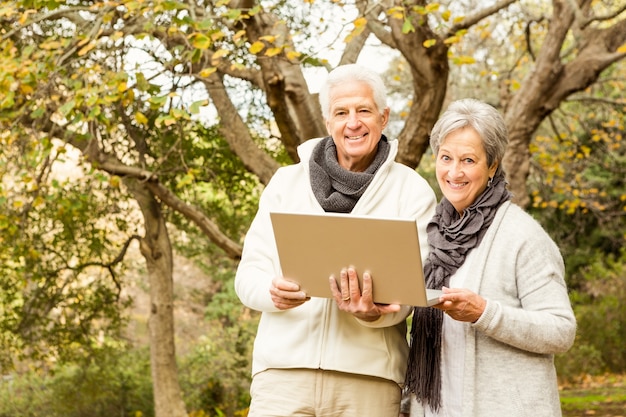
top-left (560, 374), bottom-right (626, 416)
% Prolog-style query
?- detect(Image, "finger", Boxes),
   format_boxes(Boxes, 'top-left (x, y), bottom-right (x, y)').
top-left (329, 275), bottom-right (342, 300)
top-left (376, 303), bottom-right (401, 314)
top-left (273, 277), bottom-right (300, 291)
top-left (340, 269), bottom-right (351, 300)
top-left (360, 271), bottom-right (374, 302)
top-left (346, 267), bottom-right (361, 297)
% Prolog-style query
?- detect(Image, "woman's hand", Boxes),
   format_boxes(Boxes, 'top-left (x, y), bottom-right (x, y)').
top-left (269, 276), bottom-right (310, 310)
top-left (330, 267), bottom-right (401, 322)
top-left (433, 286), bottom-right (486, 323)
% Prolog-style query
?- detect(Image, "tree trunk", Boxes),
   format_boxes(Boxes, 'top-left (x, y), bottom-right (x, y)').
top-left (502, 0), bottom-right (626, 207)
top-left (127, 178), bottom-right (188, 417)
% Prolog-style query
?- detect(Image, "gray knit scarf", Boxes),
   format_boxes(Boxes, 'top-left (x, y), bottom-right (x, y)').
top-left (405, 173), bottom-right (512, 412)
top-left (309, 136), bottom-right (390, 213)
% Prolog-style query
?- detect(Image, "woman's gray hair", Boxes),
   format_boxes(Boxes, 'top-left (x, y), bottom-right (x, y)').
top-left (430, 98), bottom-right (508, 177)
top-left (318, 64), bottom-right (388, 120)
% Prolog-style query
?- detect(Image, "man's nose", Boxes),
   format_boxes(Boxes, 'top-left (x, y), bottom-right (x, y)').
top-left (346, 111), bottom-right (361, 128)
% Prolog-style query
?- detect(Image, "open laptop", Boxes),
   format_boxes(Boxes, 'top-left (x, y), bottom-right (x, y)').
top-left (270, 211), bottom-right (442, 307)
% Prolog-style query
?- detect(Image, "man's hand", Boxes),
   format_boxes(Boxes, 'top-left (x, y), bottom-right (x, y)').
top-left (330, 267), bottom-right (401, 321)
top-left (269, 276), bottom-right (310, 310)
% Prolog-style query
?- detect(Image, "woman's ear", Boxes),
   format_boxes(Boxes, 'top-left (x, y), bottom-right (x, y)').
top-left (488, 162), bottom-right (499, 178)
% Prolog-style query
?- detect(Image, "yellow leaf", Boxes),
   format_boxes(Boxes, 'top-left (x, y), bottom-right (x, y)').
top-left (19, 9), bottom-right (36, 25)
top-left (617, 42), bottom-right (626, 54)
top-left (265, 47), bottom-right (282, 57)
top-left (344, 25), bottom-right (365, 42)
top-left (386, 6), bottom-right (404, 20)
top-left (135, 112), bottom-right (148, 125)
top-left (19, 84), bottom-right (34, 94)
top-left (423, 39), bottom-right (437, 48)
top-left (353, 17), bottom-right (367, 27)
top-left (199, 67), bottom-right (217, 77)
top-left (441, 10), bottom-right (451, 21)
top-left (212, 48), bottom-right (229, 60)
top-left (259, 35), bottom-right (276, 43)
top-left (109, 176), bottom-right (121, 188)
top-left (453, 55), bottom-right (476, 65)
top-left (444, 35), bottom-right (460, 45)
top-left (38, 40), bottom-right (58, 51)
top-left (229, 62), bottom-right (245, 71)
top-left (249, 41), bottom-right (265, 54)
top-left (171, 108), bottom-right (188, 120)
top-left (211, 31), bottom-right (225, 42)
top-left (77, 36), bottom-right (91, 47)
top-left (233, 30), bottom-right (246, 42)
top-left (78, 41), bottom-right (97, 56)
top-left (286, 50), bottom-right (302, 61)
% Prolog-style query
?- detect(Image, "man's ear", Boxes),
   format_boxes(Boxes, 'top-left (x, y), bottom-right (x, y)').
top-left (381, 107), bottom-right (390, 128)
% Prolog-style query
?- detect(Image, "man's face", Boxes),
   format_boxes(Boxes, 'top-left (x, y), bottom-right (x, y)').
top-left (325, 80), bottom-right (389, 172)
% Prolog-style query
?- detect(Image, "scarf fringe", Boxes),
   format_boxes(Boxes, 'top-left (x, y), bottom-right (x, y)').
top-left (406, 306), bottom-right (444, 412)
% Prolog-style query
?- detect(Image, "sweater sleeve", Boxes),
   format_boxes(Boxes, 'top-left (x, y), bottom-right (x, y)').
top-left (471, 205), bottom-right (577, 354)
top-left (234, 170), bottom-right (288, 313)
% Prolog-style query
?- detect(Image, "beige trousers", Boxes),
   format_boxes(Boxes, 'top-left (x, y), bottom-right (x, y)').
top-left (248, 368), bottom-right (401, 417)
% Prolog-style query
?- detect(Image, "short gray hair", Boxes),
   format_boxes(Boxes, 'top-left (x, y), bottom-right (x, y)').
top-left (430, 98), bottom-right (508, 177)
top-left (318, 64), bottom-right (388, 120)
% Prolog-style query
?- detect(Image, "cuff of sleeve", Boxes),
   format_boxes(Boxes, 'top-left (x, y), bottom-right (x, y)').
top-left (471, 298), bottom-right (496, 331)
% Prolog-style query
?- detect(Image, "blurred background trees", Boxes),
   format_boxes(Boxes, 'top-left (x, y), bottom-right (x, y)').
top-left (0, 0), bottom-right (624, 416)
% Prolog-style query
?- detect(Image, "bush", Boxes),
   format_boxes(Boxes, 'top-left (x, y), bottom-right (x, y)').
top-left (0, 345), bottom-right (153, 417)
top-left (556, 249), bottom-right (626, 381)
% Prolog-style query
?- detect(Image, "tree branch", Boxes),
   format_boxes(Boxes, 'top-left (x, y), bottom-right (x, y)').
top-left (145, 181), bottom-right (243, 260)
top-left (1, 6), bottom-right (93, 41)
top-left (448, 0), bottom-right (518, 36)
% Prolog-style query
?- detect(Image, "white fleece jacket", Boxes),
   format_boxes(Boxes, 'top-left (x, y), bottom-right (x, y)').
top-left (235, 137), bottom-right (437, 385)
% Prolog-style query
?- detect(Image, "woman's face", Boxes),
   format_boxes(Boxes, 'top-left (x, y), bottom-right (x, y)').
top-left (325, 80), bottom-right (389, 172)
top-left (435, 127), bottom-right (498, 214)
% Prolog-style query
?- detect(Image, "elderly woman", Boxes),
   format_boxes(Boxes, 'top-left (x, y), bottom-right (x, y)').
top-left (402, 98), bottom-right (576, 417)
top-left (235, 64), bottom-right (436, 417)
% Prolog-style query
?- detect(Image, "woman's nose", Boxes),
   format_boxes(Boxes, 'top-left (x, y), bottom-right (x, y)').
top-left (449, 162), bottom-right (463, 177)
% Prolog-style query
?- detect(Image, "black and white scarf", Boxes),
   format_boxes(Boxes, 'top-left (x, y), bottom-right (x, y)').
top-left (405, 173), bottom-right (512, 411)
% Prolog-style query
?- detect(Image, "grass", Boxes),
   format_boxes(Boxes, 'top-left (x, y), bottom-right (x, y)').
top-left (560, 374), bottom-right (626, 417)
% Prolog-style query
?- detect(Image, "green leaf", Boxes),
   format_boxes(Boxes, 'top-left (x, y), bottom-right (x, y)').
top-left (59, 99), bottom-right (76, 116)
top-left (402, 18), bottom-right (415, 34)
top-left (191, 33), bottom-right (212, 50)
